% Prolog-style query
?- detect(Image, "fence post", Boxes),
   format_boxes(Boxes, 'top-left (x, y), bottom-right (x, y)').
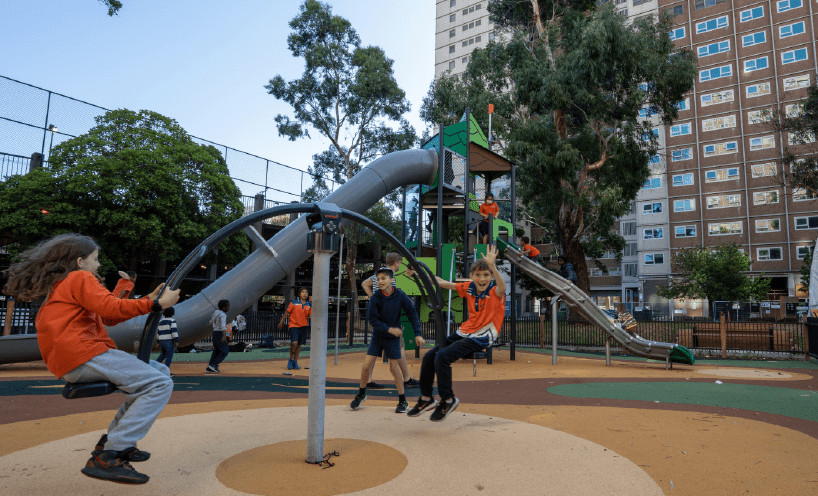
top-left (803, 314), bottom-right (809, 361)
top-left (719, 312), bottom-right (727, 358)
top-left (2, 299), bottom-right (14, 336)
top-left (539, 313), bottom-right (545, 349)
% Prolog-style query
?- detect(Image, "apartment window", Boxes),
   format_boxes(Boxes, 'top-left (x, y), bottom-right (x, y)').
top-left (622, 221), bottom-right (637, 236)
top-left (648, 154), bottom-right (661, 165)
top-left (624, 263), bottom-right (638, 277)
top-left (644, 253), bottom-right (664, 265)
top-left (695, 0), bottom-right (726, 10)
top-left (750, 135), bottom-right (775, 151)
top-left (757, 247), bottom-right (783, 261)
top-left (751, 162), bottom-right (776, 177)
top-left (450, 14), bottom-right (456, 22)
top-left (701, 89), bottom-right (734, 107)
top-left (462, 56), bottom-right (469, 64)
top-left (747, 109), bottom-right (772, 124)
top-left (742, 31), bottom-right (766, 47)
top-left (643, 202), bottom-right (663, 214)
top-left (449, 29), bottom-right (456, 38)
top-left (777, 0), bottom-right (802, 13)
top-left (696, 15), bottom-right (728, 33)
top-left (744, 57), bottom-right (768, 72)
top-left (633, 0), bottom-right (652, 5)
top-left (669, 27), bottom-right (685, 41)
top-left (609, 267), bottom-right (622, 276)
top-left (449, 61), bottom-right (455, 70)
top-left (782, 48), bottom-right (808, 65)
top-left (795, 215), bottom-right (818, 229)
top-left (624, 242), bottom-right (638, 257)
top-left (675, 98), bottom-right (689, 111)
top-left (797, 246), bottom-right (811, 259)
top-left (789, 131), bottom-right (816, 145)
top-left (450, 0), bottom-right (456, 6)
top-left (700, 65), bottom-right (732, 82)
top-left (705, 167), bottom-right (739, 182)
top-left (703, 141), bottom-right (738, 156)
top-left (639, 107), bottom-right (656, 118)
top-left (793, 187), bottom-right (818, 201)
top-left (617, 0), bottom-right (627, 4)
top-left (588, 268), bottom-right (602, 277)
top-left (675, 225), bottom-right (697, 237)
top-left (746, 82), bottom-right (771, 98)
top-left (671, 148), bottom-right (692, 162)
top-left (753, 190), bottom-right (779, 205)
top-left (475, 35), bottom-right (481, 43)
top-left (784, 74), bottom-right (809, 91)
top-left (780, 21), bottom-right (805, 38)
top-left (785, 104), bottom-right (804, 118)
top-left (488, 32), bottom-right (495, 41)
top-left (698, 40), bottom-right (730, 58)
top-left (671, 123), bottom-right (692, 136)
top-left (674, 199), bottom-right (696, 212)
top-left (709, 221), bottom-right (742, 235)
top-left (755, 218), bottom-right (780, 232)
top-left (643, 228), bottom-right (664, 239)
top-left (449, 45), bottom-right (456, 53)
top-left (702, 115), bottom-right (736, 131)
top-left (740, 6), bottom-right (763, 22)
top-left (706, 194), bottom-right (741, 208)
top-left (672, 173), bottom-right (695, 186)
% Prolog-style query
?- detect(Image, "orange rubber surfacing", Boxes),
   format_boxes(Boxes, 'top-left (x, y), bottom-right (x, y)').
top-left (215, 438), bottom-right (407, 496)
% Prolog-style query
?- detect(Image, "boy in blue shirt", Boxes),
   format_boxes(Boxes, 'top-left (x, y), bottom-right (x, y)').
top-left (156, 307), bottom-right (178, 369)
top-left (351, 268), bottom-right (424, 413)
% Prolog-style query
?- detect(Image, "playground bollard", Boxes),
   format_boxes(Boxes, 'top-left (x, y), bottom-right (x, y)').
top-left (551, 296), bottom-right (560, 365)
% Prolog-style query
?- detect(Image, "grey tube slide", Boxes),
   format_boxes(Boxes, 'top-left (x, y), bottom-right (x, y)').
top-left (0, 148), bottom-right (438, 365)
top-left (502, 244), bottom-right (693, 364)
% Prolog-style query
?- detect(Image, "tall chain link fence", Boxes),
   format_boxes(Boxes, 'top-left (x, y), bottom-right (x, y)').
top-left (0, 75), bottom-right (337, 203)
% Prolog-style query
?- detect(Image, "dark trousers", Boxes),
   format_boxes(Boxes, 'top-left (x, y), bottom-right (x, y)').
top-left (209, 331), bottom-right (229, 368)
top-left (156, 340), bottom-right (175, 366)
top-left (419, 334), bottom-right (485, 401)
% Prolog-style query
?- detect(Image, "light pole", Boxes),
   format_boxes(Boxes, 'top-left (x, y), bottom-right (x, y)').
top-left (47, 124), bottom-right (57, 161)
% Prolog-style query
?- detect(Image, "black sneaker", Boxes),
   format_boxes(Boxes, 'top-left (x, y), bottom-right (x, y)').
top-left (403, 378), bottom-right (420, 387)
top-left (205, 365), bottom-right (219, 374)
top-left (81, 450), bottom-right (149, 484)
top-left (406, 397), bottom-right (438, 417)
top-left (430, 396), bottom-right (460, 422)
top-left (350, 392), bottom-right (367, 410)
top-left (366, 381), bottom-right (385, 389)
top-left (95, 435), bottom-right (150, 462)
top-left (395, 400), bottom-right (409, 413)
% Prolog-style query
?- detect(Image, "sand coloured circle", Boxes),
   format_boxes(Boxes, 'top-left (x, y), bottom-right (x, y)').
top-left (695, 368), bottom-right (792, 379)
top-left (216, 438), bottom-right (407, 496)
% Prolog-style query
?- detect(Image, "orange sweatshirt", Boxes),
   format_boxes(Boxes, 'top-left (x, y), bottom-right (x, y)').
top-left (113, 278), bottom-right (135, 298)
top-left (36, 270), bottom-right (152, 378)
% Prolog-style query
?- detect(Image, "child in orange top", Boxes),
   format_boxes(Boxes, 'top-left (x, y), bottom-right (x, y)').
top-left (2, 234), bottom-right (179, 485)
top-left (278, 287), bottom-right (312, 370)
top-left (407, 244), bottom-right (506, 422)
top-left (520, 236), bottom-right (541, 261)
top-left (113, 270), bottom-right (137, 298)
top-left (478, 192), bottom-right (500, 244)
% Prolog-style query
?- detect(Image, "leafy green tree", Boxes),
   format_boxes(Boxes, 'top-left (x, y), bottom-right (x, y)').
top-left (769, 84), bottom-right (818, 197)
top-left (421, 3), bottom-right (696, 293)
top-left (99, 0), bottom-right (123, 16)
top-left (658, 244), bottom-right (771, 303)
top-left (266, 0), bottom-right (416, 314)
top-left (799, 244), bottom-right (814, 293)
top-left (0, 109), bottom-right (246, 274)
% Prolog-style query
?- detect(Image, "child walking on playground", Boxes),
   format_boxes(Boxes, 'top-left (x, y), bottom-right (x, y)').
top-left (478, 192), bottom-right (499, 245)
top-left (351, 267), bottom-right (424, 413)
top-left (156, 307), bottom-right (179, 369)
top-left (278, 287), bottom-right (312, 370)
top-left (520, 237), bottom-right (541, 262)
top-left (2, 233), bottom-right (179, 484)
top-left (408, 244), bottom-right (506, 421)
top-left (361, 252), bottom-right (420, 388)
top-left (206, 299), bottom-right (230, 373)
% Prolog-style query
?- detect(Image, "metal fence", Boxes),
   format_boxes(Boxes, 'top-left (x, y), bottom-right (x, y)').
top-left (0, 75), bottom-right (338, 202)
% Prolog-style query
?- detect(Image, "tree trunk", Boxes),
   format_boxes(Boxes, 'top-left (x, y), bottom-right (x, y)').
top-left (345, 237), bottom-right (359, 342)
top-left (563, 238), bottom-right (590, 295)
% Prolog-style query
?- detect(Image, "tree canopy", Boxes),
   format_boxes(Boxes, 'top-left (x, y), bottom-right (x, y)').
top-left (657, 244), bottom-right (771, 303)
top-left (770, 84), bottom-right (818, 197)
top-left (421, 3), bottom-right (696, 293)
top-left (0, 109), bottom-right (246, 273)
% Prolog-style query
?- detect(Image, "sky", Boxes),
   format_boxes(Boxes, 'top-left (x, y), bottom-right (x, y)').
top-left (0, 0), bottom-right (435, 199)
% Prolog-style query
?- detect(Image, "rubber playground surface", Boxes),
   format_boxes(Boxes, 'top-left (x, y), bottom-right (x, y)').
top-left (1, 346), bottom-right (817, 495)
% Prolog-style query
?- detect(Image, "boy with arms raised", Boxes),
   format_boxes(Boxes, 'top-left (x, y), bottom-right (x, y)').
top-left (408, 245), bottom-right (506, 421)
top-left (351, 268), bottom-right (424, 413)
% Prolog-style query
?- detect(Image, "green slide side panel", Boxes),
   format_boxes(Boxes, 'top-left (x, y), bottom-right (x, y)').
top-left (669, 345), bottom-right (695, 365)
top-left (397, 257), bottom-right (436, 296)
top-left (420, 296), bottom-right (463, 323)
top-left (400, 315), bottom-right (416, 351)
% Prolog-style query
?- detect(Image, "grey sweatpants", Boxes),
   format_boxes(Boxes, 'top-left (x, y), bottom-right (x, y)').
top-left (60, 349), bottom-right (173, 451)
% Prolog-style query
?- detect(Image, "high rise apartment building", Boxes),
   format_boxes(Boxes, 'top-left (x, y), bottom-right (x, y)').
top-left (435, 0), bottom-right (497, 78)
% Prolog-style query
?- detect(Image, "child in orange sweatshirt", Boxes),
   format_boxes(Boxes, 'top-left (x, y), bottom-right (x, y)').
top-left (3, 234), bottom-right (179, 485)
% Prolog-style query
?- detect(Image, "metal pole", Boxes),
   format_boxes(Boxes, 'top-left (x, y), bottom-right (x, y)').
top-left (510, 164), bottom-right (517, 361)
top-left (437, 123), bottom-right (444, 277)
top-left (447, 246), bottom-right (455, 336)
top-left (605, 338), bottom-right (611, 366)
top-left (334, 234), bottom-right (344, 365)
top-left (401, 187), bottom-right (407, 242)
top-left (417, 185), bottom-right (423, 257)
top-left (551, 296), bottom-right (560, 365)
top-left (265, 160), bottom-right (270, 201)
top-left (41, 92), bottom-right (52, 155)
top-left (463, 107), bottom-right (471, 278)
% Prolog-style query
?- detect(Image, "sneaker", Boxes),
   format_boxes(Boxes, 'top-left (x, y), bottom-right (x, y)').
top-left (403, 378), bottom-right (420, 387)
top-left (205, 366), bottom-right (219, 374)
top-left (350, 393), bottom-right (367, 410)
top-left (395, 400), bottom-right (409, 413)
top-left (81, 450), bottom-right (149, 484)
top-left (293, 361), bottom-right (301, 370)
top-left (287, 359), bottom-right (294, 370)
top-left (365, 381), bottom-right (385, 389)
top-left (406, 397), bottom-right (438, 417)
top-left (430, 396), bottom-right (460, 422)
top-left (95, 435), bottom-right (150, 462)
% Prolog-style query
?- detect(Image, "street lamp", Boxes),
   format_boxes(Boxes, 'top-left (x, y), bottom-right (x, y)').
top-left (47, 124), bottom-right (58, 160)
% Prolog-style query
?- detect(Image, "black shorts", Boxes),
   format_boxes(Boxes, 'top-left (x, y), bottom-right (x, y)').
top-left (478, 221), bottom-right (489, 236)
top-left (289, 326), bottom-right (309, 345)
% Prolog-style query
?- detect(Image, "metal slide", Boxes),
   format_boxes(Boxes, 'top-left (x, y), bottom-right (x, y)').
top-left (0, 148), bottom-right (439, 365)
top-left (499, 242), bottom-right (694, 365)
